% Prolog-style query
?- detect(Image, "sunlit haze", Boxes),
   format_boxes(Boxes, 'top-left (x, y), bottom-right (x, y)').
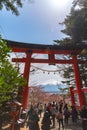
top-left (48, 0), bottom-right (70, 9)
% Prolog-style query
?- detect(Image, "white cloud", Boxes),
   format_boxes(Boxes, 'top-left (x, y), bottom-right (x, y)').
top-left (41, 79), bottom-right (59, 85)
top-left (29, 61), bottom-right (65, 86)
top-left (29, 70), bottom-right (63, 86)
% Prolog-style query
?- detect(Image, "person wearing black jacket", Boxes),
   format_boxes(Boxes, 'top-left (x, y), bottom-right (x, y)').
top-left (41, 108), bottom-right (51, 130)
top-left (80, 105), bottom-right (87, 130)
top-left (25, 105), bottom-right (40, 130)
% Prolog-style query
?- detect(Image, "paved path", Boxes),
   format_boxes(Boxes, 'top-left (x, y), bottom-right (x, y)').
top-left (3, 113), bottom-right (82, 130)
top-left (20, 116), bottom-right (82, 130)
top-left (2, 114), bottom-right (82, 130)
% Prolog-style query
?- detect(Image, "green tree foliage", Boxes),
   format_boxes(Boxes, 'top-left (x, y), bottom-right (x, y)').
top-left (0, 0), bottom-right (22, 15)
top-left (54, 0), bottom-right (87, 88)
top-left (0, 0), bottom-right (34, 15)
top-left (54, 0), bottom-right (87, 45)
top-left (0, 36), bottom-right (25, 107)
top-left (62, 8), bottom-right (87, 43)
top-left (73, 0), bottom-right (87, 8)
top-left (54, 37), bottom-right (73, 45)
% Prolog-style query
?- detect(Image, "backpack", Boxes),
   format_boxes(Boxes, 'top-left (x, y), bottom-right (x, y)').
top-left (56, 112), bottom-right (63, 120)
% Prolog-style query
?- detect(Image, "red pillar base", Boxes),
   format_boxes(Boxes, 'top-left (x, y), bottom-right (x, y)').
top-left (22, 86), bottom-right (29, 110)
top-left (70, 86), bottom-right (75, 106)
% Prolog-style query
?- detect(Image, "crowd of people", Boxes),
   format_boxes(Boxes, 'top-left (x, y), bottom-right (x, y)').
top-left (24, 101), bottom-right (87, 130)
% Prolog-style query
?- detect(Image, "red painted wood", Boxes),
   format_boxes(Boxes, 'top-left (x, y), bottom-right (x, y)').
top-left (22, 53), bottom-right (32, 109)
top-left (72, 55), bottom-right (86, 108)
top-left (12, 57), bottom-right (86, 64)
top-left (12, 47), bottom-right (81, 55)
top-left (70, 87), bottom-right (75, 105)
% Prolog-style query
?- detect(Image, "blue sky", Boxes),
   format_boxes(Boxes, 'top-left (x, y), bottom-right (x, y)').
top-left (0, 0), bottom-right (73, 45)
top-left (0, 0), bottom-right (73, 87)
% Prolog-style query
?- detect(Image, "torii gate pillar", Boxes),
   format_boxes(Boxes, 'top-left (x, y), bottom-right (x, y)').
top-left (70, 86), bottom-right (75, 105)
top-left (22, 52), bottom-right (32, 109)
top-left (72, 55), bottom-right (86, 108)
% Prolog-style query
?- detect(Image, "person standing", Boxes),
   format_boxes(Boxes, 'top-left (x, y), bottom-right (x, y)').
top-left (0, 115), bottom-right (2, 130)
top-left (41, 108), bottom-right (51, 130)
top-left (56, 110), bottom-right (64, 130)
top-left (71, 105), bottom-right (78, 124)
top-left (80, 105), bottom-right (87, 130)
top-left (25, 105), bottom-right (40, 130)
top-left (63, 107), bottom-right (70, 125)
top-left (51, 101), bottom-right (56, 128)
top-left (38, 103), bottom-right (43, 118)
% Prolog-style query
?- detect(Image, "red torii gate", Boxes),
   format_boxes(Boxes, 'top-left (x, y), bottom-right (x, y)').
top-left (6, 40), bottom-right (87, 109)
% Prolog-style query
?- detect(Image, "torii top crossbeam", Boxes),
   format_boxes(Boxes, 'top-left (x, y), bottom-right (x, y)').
top-left (6, 39), bottom-right (87, 55)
